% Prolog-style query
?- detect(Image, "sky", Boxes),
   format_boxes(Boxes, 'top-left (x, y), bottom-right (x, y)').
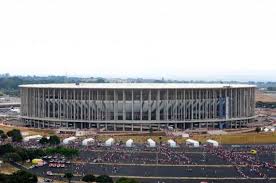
top-left (0, 0), bottom-right (276, 81)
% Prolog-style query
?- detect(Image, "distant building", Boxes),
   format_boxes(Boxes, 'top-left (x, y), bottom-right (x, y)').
top-left (20, 83), bottom-right (256, 131)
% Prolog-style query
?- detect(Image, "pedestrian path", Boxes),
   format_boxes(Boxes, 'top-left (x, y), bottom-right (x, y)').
top-left (51, 172), bottom-right (276, 180)
top-left (74, 161), bottom-right (251, 167)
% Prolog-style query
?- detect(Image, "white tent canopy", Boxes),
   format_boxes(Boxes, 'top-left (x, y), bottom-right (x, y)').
top-left (105, 138), bottom-right (115, 146)
top-left (126, 139), bottom-right (134, 147)
top-left (82, 138), bottom-right (95, 146)
top-left (63, 137), bottom-right (77, 144)
top-left (23, 135), bottom-right (43, 142)
top-left (147, 138), bottom-right (156, 147)
top-left (167, 139), bottom-right (177, 147)
top-left (185, 139), bottom-right (199, 147)
top-left (206, 139), bottom-right (219, 147)
top-left (182, 133), bottom-right (189, 138)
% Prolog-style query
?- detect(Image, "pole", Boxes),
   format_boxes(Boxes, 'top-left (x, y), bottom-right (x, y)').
top-left (156, 146), bottom-right (159, 164)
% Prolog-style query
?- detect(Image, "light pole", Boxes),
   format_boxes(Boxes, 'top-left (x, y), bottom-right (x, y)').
top-left (156, 149), bottom-right (159, 165)
top-left (156, 137), bottom-right (161, 165)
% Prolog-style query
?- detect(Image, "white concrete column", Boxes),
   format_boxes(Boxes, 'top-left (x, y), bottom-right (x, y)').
top-left (114, 90), bottom-right (118, 120)
top-left (148, 90), bottom-right (151, 120)
top-left (175, 89), bottom-right (177, 121)
top-left (123, 89), bottom-right (126, 120)
top-left (81, 89), bottom-right (83, 120)
top-left (88, 90), bottom-right (91, 121)
top-left (131, 90), bottom-right (134, 120)
top-left (183, 90), bottom-right (186, 121)
top-left (191, 89), bottom-right (194, 120)
top-left (73, 89), bottom-right (76, 120)
top-left (156, 89), bottom-right (160, 121)
top-left (166, 89), bottom-right (169, 120)
top-left (140, 90), bottom-right (143, 120)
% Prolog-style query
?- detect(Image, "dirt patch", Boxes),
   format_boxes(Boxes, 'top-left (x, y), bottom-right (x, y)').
top-left (0, 123), bottom-right (55, 136)
top-left (0, 163), bottom-right (19, 174)
top-left (256, 90), bottom-right (276, 102)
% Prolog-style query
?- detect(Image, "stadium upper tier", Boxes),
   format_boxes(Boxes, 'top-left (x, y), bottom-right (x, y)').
top-left (19, 83), bottom-right (255, 89)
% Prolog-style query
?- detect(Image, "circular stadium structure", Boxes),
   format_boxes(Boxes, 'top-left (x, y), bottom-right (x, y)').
top-left (20, 83), bottom-right (256, 131)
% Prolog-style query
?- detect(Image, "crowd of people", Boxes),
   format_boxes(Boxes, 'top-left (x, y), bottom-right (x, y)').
top-left (206, 145), bottom-right (276, 180)
top-left (57, 142), bottom-right (275, 180)
top-left (3, 136), bottom-right (276, 181)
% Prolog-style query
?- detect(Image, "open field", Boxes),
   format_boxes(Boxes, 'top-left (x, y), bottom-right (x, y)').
top-left (97, 132), bottom-right (276, 145)
top-left (256, 90), bottom-right (276, 102)
top-left (0, 123), bottom-right (55, 136)
top-left (2, 122), bottom-right (276, 144)
top-left (1, 119), bottom-right (276, 145)
top-left (192, 132), bottom-right (276, 144)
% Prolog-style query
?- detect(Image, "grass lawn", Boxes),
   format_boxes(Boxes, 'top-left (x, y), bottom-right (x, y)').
top-left (96, 132), bottom-right (276, 145)
top-left (183, 132), bottom-right (276, 144)
top-left (1, 122), bottom-right (276, 145)
top-left (0, 123), bottom-right (55, 136)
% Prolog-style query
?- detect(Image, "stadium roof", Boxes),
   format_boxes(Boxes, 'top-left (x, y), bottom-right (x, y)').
top-left (19, 83), bottom-right (256, 89)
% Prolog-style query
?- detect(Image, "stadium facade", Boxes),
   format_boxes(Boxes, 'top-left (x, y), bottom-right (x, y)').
top-left (20, 83), bottom-right (256, 131)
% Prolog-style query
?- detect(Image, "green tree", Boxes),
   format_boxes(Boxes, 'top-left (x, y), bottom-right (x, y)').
top-left (64, 172), bottom-right (73, 183)
top-left (46, 146), bottom-right (79, 157)
top-left (7, 129), bottom-right (22, 142)
top-left (116, 177), bottom-right (139, 183)
top-left (8, 147), bottom-right (44, 161)
top-left (39, 137), bottom-right (49, 144)
top-left (0, 129), bottom-right (4, 135)
top-left (15, 148), bottom-right (29, 161)
top-left (256, 127), bottom-right (261, 133)
top-left (9, 170), bottom-right (37, 183)
top-left (12, 133), bottom-right (23, 142)
top-left (82, 174), bottom-right (96, 182)
top-left (0, 173), bottom-right (10, 183)
top-left (3, 152), bottom-right (22, 162)
top-left (1, 133), bottom-right (8, 140)
top-left (49, 135), bottom-right (60, 145)
top-left (7, 130), bottom-right (13, 137)
top-left (0, 144), bottom-right (15, 155)
top-left (96, 175), bottom-right (113, 183)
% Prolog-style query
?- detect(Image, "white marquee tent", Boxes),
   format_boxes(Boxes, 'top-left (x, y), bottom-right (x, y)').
top-left (185, 139), bottom-right (199, 147)
top-left (63, 137), bottom-right (77, 144)
top-left (126, 139), bottom-right (134, 147)
top-left (105, 138), bottom-right (115, 146)
top-left (206, 139), bottom-right (219, 147)
top-left (82, 138), bottom-right (95, 146)
top-left (23, 135), bottom-right (43, 142)
top-left (182, 133), bottom-right (189, 138)
top-left (147, 138), bottom-right (156, 147)
top-left (167, 139), bottom-right (177, 148)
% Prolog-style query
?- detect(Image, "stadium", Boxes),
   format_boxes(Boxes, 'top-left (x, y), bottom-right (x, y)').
top-left (20, 83), bottom-right (256, 131)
